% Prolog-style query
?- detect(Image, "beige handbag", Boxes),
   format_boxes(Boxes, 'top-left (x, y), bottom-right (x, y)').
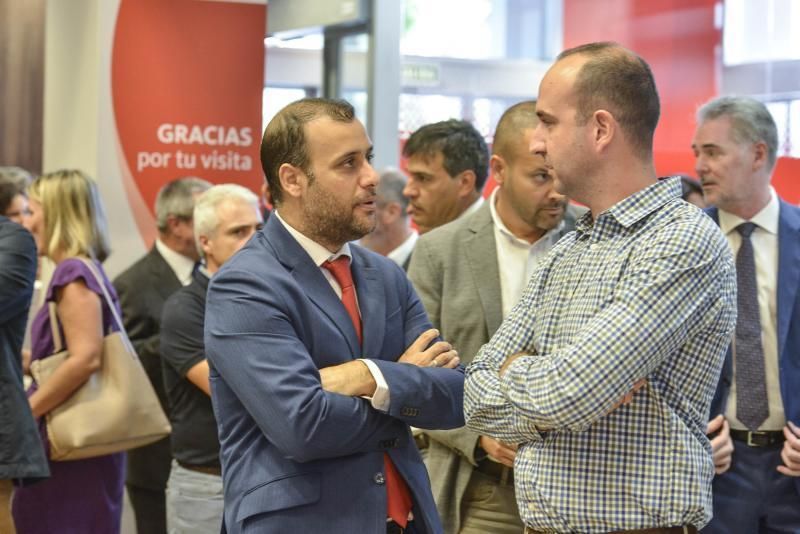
top-left (30, 258), bottom-right (171, 461)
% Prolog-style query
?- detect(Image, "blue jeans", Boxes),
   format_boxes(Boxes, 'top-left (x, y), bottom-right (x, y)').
top-left (165, 460), bottom-right (224, 534)
top-left (703, 441), bottom-right (800, 534)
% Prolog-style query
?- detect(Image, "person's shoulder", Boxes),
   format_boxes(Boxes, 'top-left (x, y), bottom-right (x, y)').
top-left (48, 258), bottom-right (113, 300)
top-left (163, 281), bottom-right (205, 329)
top-left (649, 199), bottom-right (729, 256)
top-left (165, 279), bottom-right (204, 311)
top-left (351, 242), bottom-right (397, 271)
top-left (0, 217), bottom-right (35, 249)
top-left (113, 247), bottom-right (159, 285)
top-left (779, 197), bottom-right (800, 219)
top-left (418, 205), bottom-right (489, 249)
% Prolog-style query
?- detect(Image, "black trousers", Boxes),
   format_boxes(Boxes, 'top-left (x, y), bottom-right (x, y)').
top-left (127, 483), bottom-right (167, 534)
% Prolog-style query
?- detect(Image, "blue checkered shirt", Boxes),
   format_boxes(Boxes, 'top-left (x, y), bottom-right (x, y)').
top-left (464, 177), bottom-right (737, 532)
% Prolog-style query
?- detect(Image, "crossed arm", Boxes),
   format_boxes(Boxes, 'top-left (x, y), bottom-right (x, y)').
top-left (205, 267), bottom-right (465, 463)
top-left (464, 223), bottom-right (736, 444)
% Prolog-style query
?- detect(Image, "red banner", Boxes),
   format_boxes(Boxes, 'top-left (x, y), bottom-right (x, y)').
top-left (112, 0), bottom-right (266, 244)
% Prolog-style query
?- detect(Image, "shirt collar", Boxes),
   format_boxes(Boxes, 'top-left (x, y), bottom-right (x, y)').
top-left (274, 210), bottom-right (351, 266)
top-left (604, 176), bottom-right (683, 229)
top-left (155, 238), bottom-right (196, 285)
top-left (457, 196), bottom-right (484, 222)
top-left (387, 231), bottom-right (418, 265)
top-left (488, 187), bottom-right (564, 246)
top-left (718, 187), bottom-right (780, 236)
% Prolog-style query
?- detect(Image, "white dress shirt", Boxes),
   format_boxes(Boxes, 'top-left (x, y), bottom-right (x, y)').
top-left (274, 211), bottom-right (391, 411)
top-left (719, 188), bottom-right (784, 431)
top-left (155, 239), bottom-right (195, 286)
top-left (488, 188), bottom-right (564, 317)
top-left (387, 231), bottom-right (418, 268)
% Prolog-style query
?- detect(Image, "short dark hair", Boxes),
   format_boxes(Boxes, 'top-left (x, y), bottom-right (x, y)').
top-left (493, 101), bottom-right (538, 160)
top-left (260, 98), bottom-right (356, 206)
top-left (0, 177), bottom-right (25, 215)
top-left (558, 42), bottom-right (660, 159)
top-left (402, 119), bottom-right (489, 192)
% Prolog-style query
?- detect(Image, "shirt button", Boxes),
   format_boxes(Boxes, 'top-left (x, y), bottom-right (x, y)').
top-left (374, 472), bottom-right (385, 485)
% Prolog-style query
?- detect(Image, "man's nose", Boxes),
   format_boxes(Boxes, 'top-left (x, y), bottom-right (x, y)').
top-left (363, 162), bottom-right (378, 187)
top-left (694, 155), bottom-right (707, 177)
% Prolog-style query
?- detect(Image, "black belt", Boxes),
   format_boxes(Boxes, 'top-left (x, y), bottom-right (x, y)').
top-left (177, 460), bottom-right (222, 476)
top-left (474, 458), bottom-right (514, 485)
top-left (526, 526), bottom-right (696, 534)
top-left (729, 429), bottom-right (785, 447)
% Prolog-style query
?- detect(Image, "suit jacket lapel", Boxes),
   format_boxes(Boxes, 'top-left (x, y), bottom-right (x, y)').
top-left (463, 205), bottom-right (503, 336)
top-left (266, 217), bottom-right (361, 357)
top-left (777, 201), bottom-right (800, 359)
top-left (352, 249), bottom-right (386, 360)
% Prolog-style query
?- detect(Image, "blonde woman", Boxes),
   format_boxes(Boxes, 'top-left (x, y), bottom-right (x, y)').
top-left (13, 170), bottom-right (124, 533)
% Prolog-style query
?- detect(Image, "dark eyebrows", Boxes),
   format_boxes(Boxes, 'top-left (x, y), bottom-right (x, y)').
top-left (333, 145), bottom-right (374, 166)
top-left (536, 110), bottom-right (555, 122)
top-left (225, 223), bottom-right (256, 235)
top-left (694, 142), bottom-right (721, 152)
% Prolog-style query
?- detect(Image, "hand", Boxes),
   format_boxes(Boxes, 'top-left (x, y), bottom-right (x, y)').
top-left (706, 414), bottom-right (734, 475)
top-left (319, 360), bottom-right (376, 397)
top-left (607, 379), bottom-right (647, 413)
top-left (778, 421), bottom-right (800, 477)
top-left (398, 328), bottom-right (460, 369)
top-left (478, 435), bottom-right (518, 468)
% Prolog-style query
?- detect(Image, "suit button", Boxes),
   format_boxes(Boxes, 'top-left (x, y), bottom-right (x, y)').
top-left (374, 472), bottom-right (385, 485)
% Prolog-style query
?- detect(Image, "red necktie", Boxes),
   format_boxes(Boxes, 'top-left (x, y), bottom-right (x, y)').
top-left (322, 256), bottom-right (413, 527)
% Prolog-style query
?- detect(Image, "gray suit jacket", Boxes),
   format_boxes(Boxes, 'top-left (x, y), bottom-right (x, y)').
top-left (407, 202), bottom-right (581, 532)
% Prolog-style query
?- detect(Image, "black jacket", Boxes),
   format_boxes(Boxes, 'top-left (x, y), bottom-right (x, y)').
top-left (113, 246), bottom-right (181, 490)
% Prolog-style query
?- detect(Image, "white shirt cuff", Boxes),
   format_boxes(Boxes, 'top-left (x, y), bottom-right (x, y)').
top-left (359, 358), bottom-right (390, 412)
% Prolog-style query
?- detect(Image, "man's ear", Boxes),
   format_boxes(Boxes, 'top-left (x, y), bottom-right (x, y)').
top-left (489, 154), bottom-right (506, 186)
top-left (752, 141), bottom-right (769, 172)
top-left (592, 109), bottom-right (615, 153)
top-left (278, 163), bottom-right (306, 199)
top-left (198, 234), bottom-right (211, 259)
top-left (382, 201), bottom-right (402, 224)
top-left (456, 169), bottom-right (477, 197)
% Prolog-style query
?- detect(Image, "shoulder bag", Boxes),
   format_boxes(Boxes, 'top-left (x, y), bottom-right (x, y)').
top-left (30, 258), bottom-right (171, 461)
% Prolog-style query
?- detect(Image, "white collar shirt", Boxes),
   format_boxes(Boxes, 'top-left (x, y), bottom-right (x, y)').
top-left (488, 188), bottom-right (564, 318)
top-left (155, 239), bottom-right (195, 286)
top-left (387, 231), bottom-right (418, 268)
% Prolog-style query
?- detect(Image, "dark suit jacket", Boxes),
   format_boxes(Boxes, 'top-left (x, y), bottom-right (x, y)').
top-left (113, 246), bottom-right (181, 490)
top-left (205, 215), bottom-right (465, 534)
top-left (0, 217), bottom-right (49, 482)
top-left (707, 200), bottom-right (800, 493)
top-left (407, 202), bottom-right (582, 532)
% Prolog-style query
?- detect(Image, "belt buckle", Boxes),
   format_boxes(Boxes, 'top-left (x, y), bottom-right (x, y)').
top-left (747, 431), bottom-right (766, 447)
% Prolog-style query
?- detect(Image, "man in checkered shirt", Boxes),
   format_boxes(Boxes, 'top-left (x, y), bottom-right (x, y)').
top-left (464, 42), bottom-right (737, 534)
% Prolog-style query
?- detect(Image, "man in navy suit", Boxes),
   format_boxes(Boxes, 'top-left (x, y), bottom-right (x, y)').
top-left (692, 96), bottom-right (800, 533)
top-left (205, 98), bottom-right (465, 534)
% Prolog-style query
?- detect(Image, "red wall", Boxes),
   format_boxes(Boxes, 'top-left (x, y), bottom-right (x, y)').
top-left (563, 0), bottom-right (800, 204)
